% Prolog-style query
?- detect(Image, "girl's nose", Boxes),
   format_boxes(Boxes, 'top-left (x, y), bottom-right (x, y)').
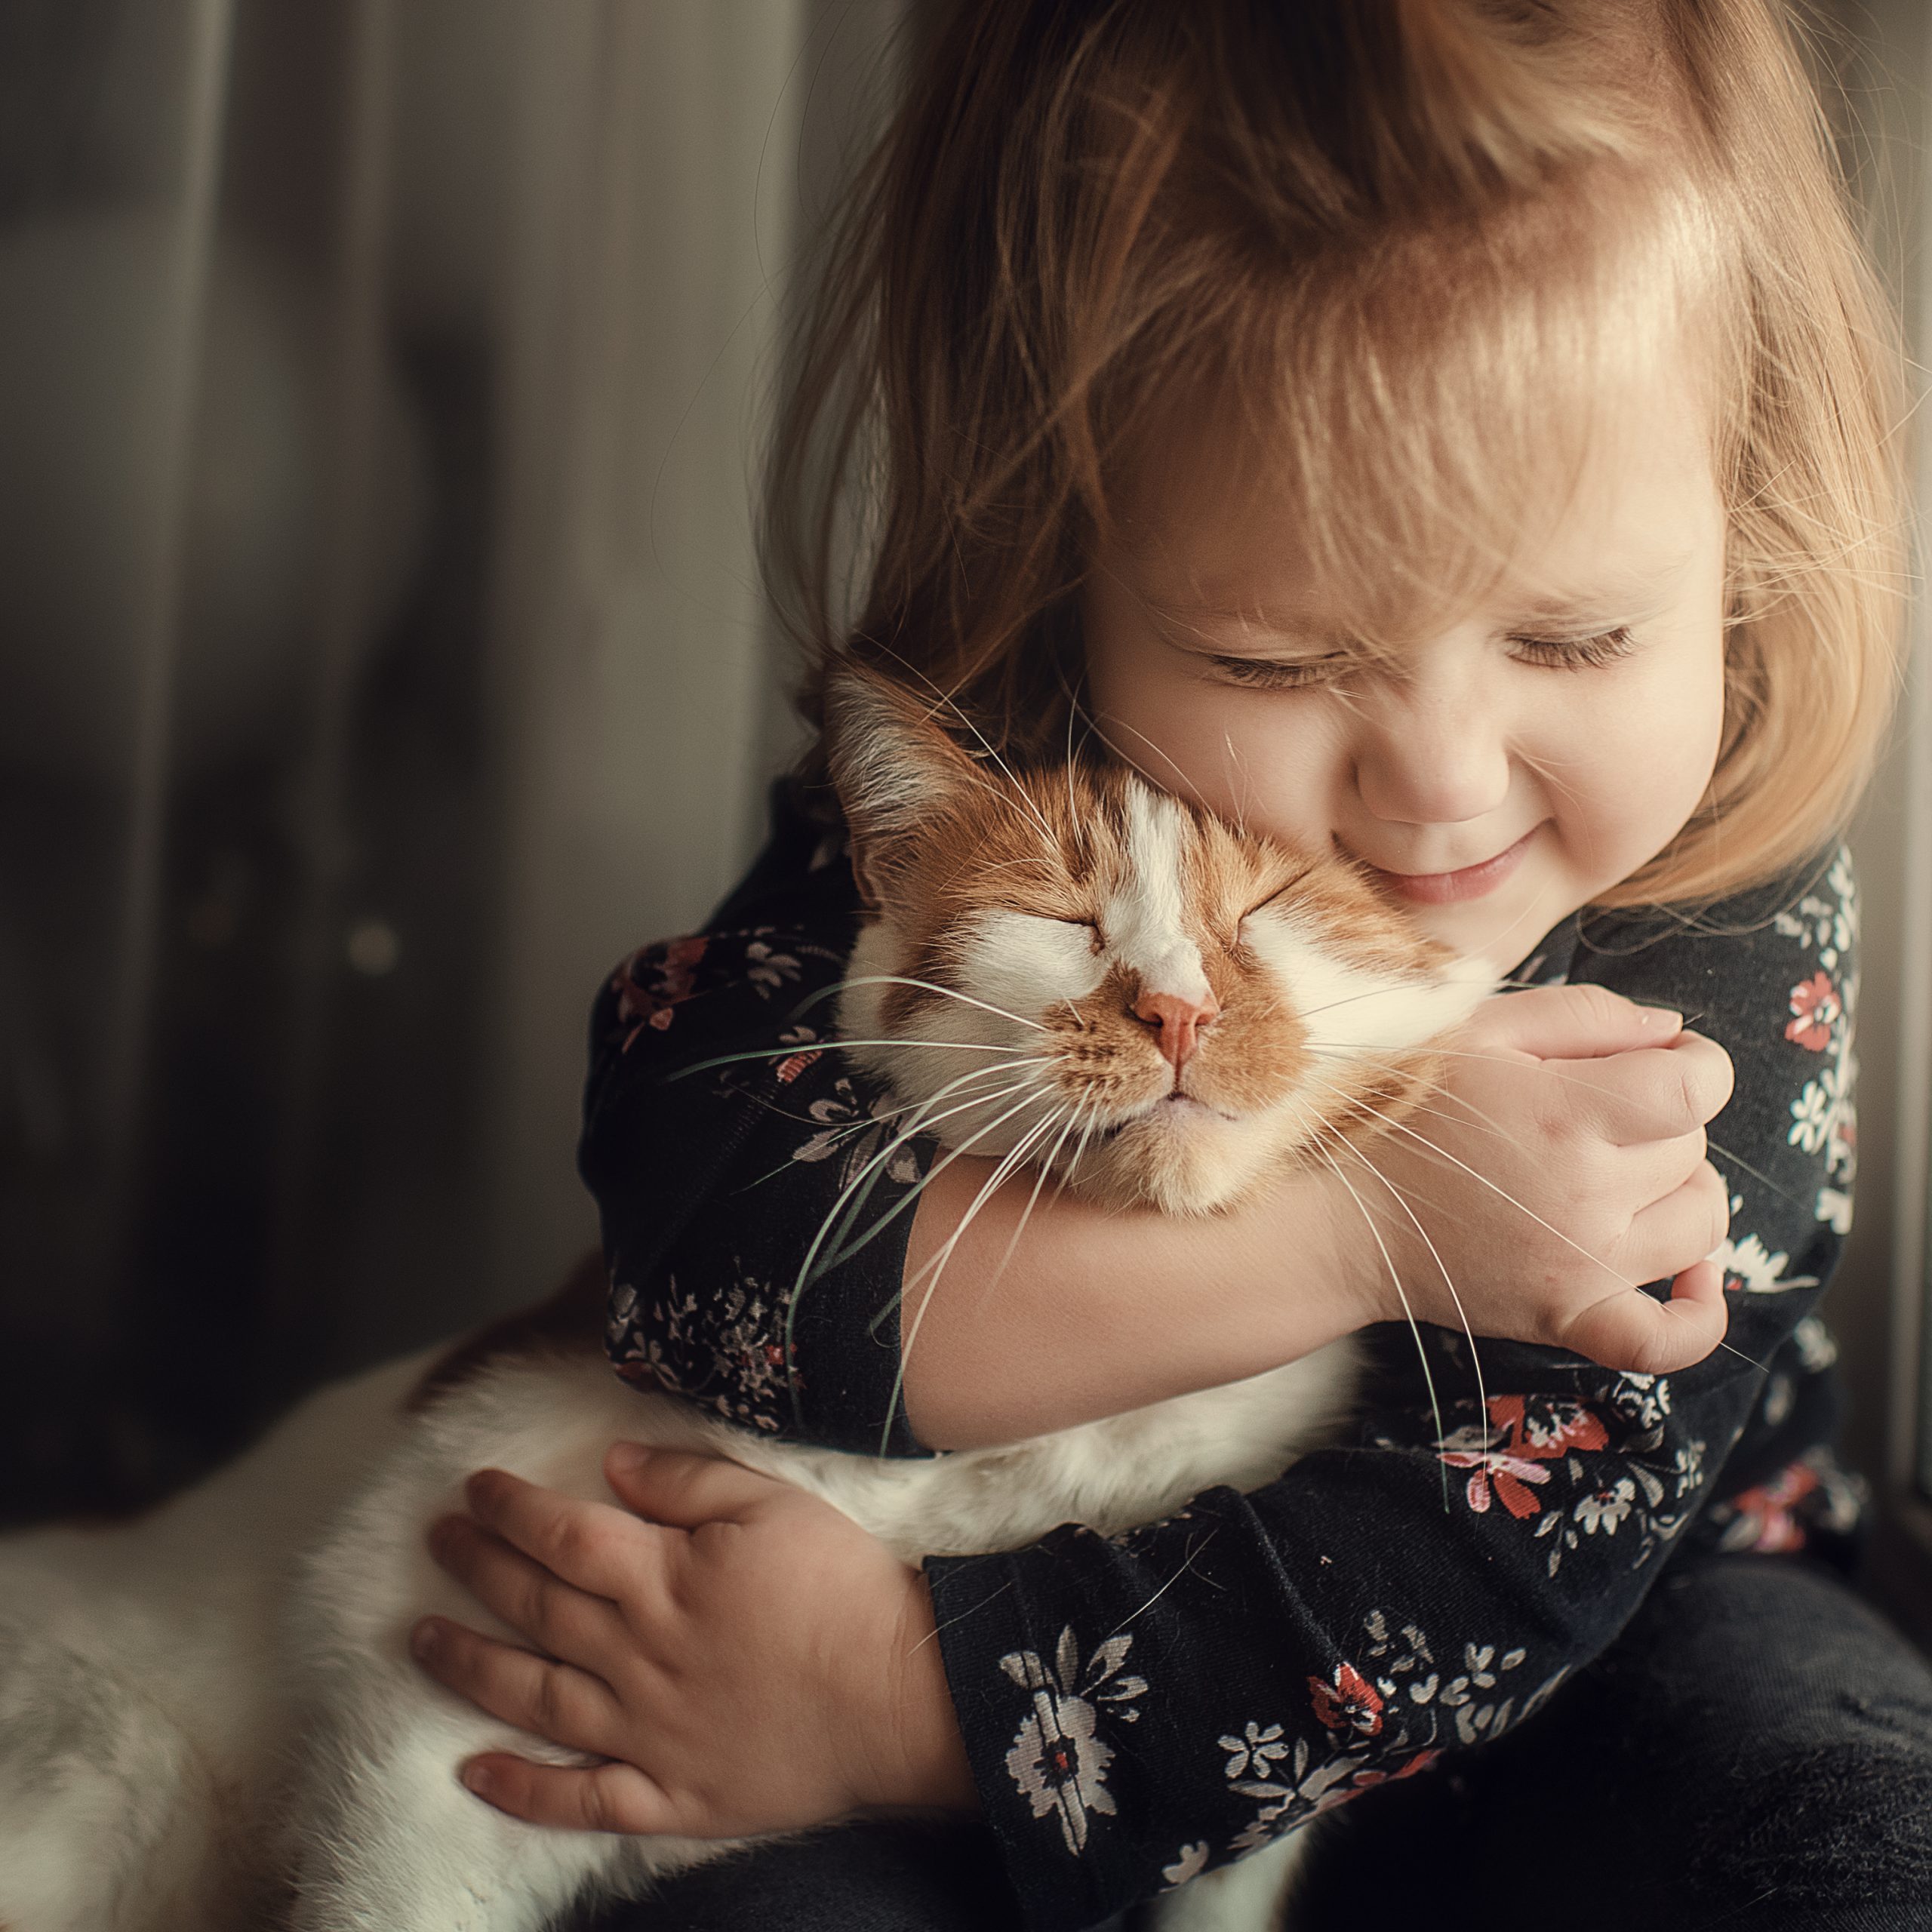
top-left (1352, 695), bottom-right (1512, 826)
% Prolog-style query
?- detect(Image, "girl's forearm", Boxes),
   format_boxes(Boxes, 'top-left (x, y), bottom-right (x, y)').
top-left (899, 1155), bottom-right (1372, 1451)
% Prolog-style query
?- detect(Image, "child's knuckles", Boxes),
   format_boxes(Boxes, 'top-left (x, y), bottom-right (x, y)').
top-left (1675, 1033), bottom-right (1735, 1119)
top-left (548, 1512), bottom-right (605, 1576)
top-left (1564, 982), bottom-right (1641, 1041)
top-left (1696, 1161), bottom-right (1731, 1247)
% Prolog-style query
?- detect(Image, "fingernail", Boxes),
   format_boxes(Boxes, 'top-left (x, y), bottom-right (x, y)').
top-left (411, 1618), bottom-right (440, 1660)
top-left (1641, 1008), bottom-right (1682, 1032)
top-left (608, 1443), bottom-right (650, 1474)
top-left (462, 1762), bottom-right (495, 1797)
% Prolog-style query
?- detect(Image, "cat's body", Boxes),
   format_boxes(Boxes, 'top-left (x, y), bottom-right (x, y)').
top-left (0, 672), bottom-right (1491, 1932)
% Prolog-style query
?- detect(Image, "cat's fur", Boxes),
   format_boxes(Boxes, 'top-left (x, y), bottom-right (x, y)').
top-left (0, 670), bottom-right (1491, 1932)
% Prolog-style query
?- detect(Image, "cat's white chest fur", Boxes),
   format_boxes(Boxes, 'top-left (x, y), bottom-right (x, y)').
top-left (0, 1330), bottom-right (1353, 1932)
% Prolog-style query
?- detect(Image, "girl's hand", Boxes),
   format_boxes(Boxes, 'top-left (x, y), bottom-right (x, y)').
top-left (409, 1447), bottom-right (978, 1835)
top-left (1334, 984), bottom-right (1735, 1375)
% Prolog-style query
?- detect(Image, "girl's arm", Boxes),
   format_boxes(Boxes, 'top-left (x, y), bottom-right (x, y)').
top-left (897, 983), bottom-right (1729, 1449)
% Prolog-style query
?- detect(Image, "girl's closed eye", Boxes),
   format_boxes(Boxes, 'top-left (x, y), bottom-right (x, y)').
top-left (1201, 625), bottom-right (1638, 691)
top-left (1506, 626), bottom-right (1638, 671)
top-left (1202, 651), bottom-right (1352, 691)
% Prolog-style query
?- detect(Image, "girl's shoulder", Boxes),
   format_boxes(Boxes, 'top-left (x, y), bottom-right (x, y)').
top-left (591, 781), bottom-right (861, 1064)
top-left (1532, 843), bottom-right (1857, 1049)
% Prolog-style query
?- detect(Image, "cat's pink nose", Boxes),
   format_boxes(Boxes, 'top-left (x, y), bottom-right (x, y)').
top-left (1131, 988), bottom-right (1220, 1070)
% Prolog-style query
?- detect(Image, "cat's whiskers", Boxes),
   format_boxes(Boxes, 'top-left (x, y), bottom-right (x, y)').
top-left (814, 1066), bottom-right (1062, 1277)
top-left (781, 1066), bottom-right (1063, 1400)
top-left (824, 1066), bottom-right (1080, 1297)
top-left (885, 1098), bottom-right (1075, 1451)
top-left (815, 974), bottom-right (1051, 1034)
top-left (872, 642), bottom-right (1064, 853)
top-left (1306, 1132), bottom-right (1452, 1509)
top-left (671, 1037), bottom-right (1049, 1081)
top-left (1300, 1077), bottom-right (1489, 1443)
top-left (1087, 709), bottom-right (1202, 807)
top-left (1303, 1044), bottom-right (1532, 1156)
top-left (985, 1092), bottom-right (1094, 1300)
top-left (1295, 975), bottom-right (1497, 1028)
top-left (740, 1052), bottom-right (1055, 1182)
top-left (1324, 1087), bottom-right (1767, 1374)
top-left (1351, 1041), bottom-right (1812, 1216)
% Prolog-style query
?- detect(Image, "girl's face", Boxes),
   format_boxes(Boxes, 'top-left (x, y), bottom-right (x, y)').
top-left (1080, 378), bottom-right (1729, 965)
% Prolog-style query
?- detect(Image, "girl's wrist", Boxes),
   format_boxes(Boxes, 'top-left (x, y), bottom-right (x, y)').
top-left (1244, 1160), bottom-right (1396, 1340)
top-left (876, 1574), bottom-right (979, 1814)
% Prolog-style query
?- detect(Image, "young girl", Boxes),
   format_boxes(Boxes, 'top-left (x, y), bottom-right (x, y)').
top-left (409, 3), bottom-right (1932, 1925)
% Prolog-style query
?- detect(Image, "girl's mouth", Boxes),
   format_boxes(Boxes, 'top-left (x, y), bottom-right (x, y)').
top-left (1363, 827), bottom-right (1539, 905)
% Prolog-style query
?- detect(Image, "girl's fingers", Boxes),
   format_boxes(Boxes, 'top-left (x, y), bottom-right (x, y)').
top-left (411, 1615), bottom-right (626, 1758)
top-left (426, 1515), bottom-right (629, 1665)
top-left (1558, 1262), bottom-right (1729, 1376)
top-left (458, 1752), bottom-right (686, 1836)
top-left (602, 1444), bottom-right (792, 1530)
top-left (1611, 1159), bottom-right (1731, 1284)
top-left (1469, 983), bottom-right (1683, 1060)
top-left (1617, 1128), bottom-right (1715, 1211)
top-left (1552, 1033), bottom-right (1735, 1145)
top-left (461, 1468), bottom-right (664, 1601)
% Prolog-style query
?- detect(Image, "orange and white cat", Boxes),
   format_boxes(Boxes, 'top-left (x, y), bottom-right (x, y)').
top-left (0, 668), bottom-right (1491, 1932)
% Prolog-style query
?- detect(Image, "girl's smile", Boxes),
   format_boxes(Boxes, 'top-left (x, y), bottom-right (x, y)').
top-left (1355, 823), bottom-right (1543, 906)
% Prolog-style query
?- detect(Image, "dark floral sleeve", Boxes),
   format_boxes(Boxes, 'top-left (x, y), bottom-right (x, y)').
top-left (578, 789), bottom-right (936, 1456)
top-left (918, 848), bottom-right (1864, 1931)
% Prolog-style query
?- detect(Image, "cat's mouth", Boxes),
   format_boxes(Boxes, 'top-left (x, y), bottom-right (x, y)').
top-left (1094, 1093), bottom-right (1238, 1138)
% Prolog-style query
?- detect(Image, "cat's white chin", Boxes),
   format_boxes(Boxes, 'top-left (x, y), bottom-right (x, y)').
top-left (1073, 1097), bottom-right (1281, 1215)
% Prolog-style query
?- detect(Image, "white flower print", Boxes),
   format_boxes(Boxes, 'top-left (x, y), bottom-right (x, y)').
top-left (998, 1629), bottom-right (1146, 1854)
top-left (1815, 1186), bottom-right (1853, 1234)
top-left (743, 937), bottom-right (802, 994)
top-left (1789, 1066), bottom-right (1841, 1155)
top-left (1161, 1843), bottom-right (1211, 1890)
top-left (1710, 1229), bottom-right (1817, 1294)
top-left (1574, 1478), bottom-right (1636, 1535)
top-left (1792, 1315), bottom-right (1838, 1372)
top-left (1219, 1721), bottom-right (1289, 1780)
top-left (790, 1076), bottom-right (923, 1186)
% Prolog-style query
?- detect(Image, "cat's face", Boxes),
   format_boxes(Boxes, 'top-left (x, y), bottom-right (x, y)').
top-left (828, 670), bottom-right (1493, 1214)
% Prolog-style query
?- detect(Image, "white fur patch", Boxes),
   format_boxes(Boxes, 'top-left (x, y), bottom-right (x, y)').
top-left (1106, 789), bottom-right (1211, 1001)
top-left (952, 908), bottom-right (1106, 1021)
top-left (1245, 908), bottom-right (1492, 1054)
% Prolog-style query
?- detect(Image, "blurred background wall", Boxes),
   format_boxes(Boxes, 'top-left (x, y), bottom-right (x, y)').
top-left (0, 0), bottom-right (1927, 1641)
top-left (0, 0), bottom-right (906, 1518)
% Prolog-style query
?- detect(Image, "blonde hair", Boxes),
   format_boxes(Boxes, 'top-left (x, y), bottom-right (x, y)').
top-left (765, 0), bottom-right (1906, 907)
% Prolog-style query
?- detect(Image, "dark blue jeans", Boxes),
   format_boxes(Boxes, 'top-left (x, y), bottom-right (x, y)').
top-left (592, 1555), bottom-right (1932, 1931)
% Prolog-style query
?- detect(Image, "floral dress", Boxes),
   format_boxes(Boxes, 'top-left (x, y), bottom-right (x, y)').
top-left (579, 786), bottom-right (1865, 1932)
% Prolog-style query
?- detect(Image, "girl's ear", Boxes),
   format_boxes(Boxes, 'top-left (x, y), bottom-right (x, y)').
top-left (823, 663), bottom-right (983, 910)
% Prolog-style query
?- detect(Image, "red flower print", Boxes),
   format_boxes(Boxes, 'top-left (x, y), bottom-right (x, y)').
top-left (1485, 1395), bottom-right (1607, 1461)
top-left (614, 935), bottom-right (709, 1048)
top-left (1441, 1451), bottom-right (1551, 1518)
top-left (1784, 972), bottom-right (1841, 1052)
top-left (1723, 1461), bottom-right (1820, 1555)
top-left (1309, 1662), bottom-right (1384, 1739)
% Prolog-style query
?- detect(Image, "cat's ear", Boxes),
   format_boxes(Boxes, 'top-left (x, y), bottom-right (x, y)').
top-left (823, 663), bottom-right (983, 910)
